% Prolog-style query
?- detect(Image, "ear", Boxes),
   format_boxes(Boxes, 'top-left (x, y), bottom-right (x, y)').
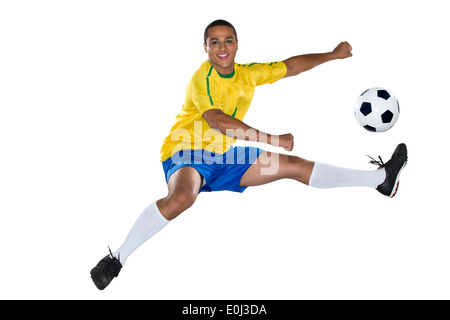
top-left (236, 40), bottom-right (239, 51)
top-left (203, 43), bottom-right (208, 53)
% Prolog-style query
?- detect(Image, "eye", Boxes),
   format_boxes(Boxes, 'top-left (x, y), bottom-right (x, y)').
top-left (211, 40), bottom-right (219, 46)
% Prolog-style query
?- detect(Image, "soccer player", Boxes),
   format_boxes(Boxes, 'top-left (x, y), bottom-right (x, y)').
top-left (90, 20), bottom-right (407, 290)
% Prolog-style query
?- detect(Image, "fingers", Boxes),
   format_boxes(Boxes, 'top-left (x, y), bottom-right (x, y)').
top-left (280, 133), bottom-right (294, 151)
top-left (283, 144), bottom-right (294, 152)
top-left (270, 134), bottom-right (293, 151)
top-left (334, 41), bottom-right (352, 58)
top-left (344, 41), bottom-right (353, 57)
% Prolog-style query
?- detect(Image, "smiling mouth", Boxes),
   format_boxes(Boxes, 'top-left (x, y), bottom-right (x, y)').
top-left (218, 54), bottom-right (229, 59)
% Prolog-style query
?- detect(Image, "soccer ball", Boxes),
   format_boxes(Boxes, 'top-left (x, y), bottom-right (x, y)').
top-left (354, 87), bottom-right (400, 132)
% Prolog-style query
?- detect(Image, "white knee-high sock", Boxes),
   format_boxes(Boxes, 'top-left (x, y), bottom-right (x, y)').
top-left (113, 202), bottom-right (169, 266)
top-left (309, 162), bottom-right (386, 189)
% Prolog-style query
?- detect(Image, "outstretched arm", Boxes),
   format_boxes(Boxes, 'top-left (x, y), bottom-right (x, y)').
top-left (203, 109), bottom-right (294, 151)
top-left (283, 41), bottom-right (353, 78)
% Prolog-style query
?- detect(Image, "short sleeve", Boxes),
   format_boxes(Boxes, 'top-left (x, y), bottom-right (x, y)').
top-left (191, 74), bottom-right (223, 115)
top-left (248, 62), bottom-right (287, 86)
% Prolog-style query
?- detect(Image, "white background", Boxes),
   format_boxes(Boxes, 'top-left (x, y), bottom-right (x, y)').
top-left (1, 0), bottom-right (449, 299)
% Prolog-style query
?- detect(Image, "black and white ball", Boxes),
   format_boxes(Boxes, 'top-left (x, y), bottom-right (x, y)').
top-left (354, 87), bottom-right (400, 132)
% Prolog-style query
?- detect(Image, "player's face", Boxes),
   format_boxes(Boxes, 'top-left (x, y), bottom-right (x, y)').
top-left (204, 26), bottom-right (238, 75)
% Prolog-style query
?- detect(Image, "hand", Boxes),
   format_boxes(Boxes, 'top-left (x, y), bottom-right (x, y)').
top-left (333, 41), bottom-right (353, 59)
top-left (271, 133), bottom-right (294, 151)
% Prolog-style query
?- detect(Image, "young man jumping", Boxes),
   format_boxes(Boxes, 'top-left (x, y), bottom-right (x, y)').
top-left (91, 20), bottom-right (407, 290)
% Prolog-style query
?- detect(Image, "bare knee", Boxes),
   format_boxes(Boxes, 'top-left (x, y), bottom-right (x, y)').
top-left (157, 189), bottom-right (198, 220)
top-left (282, 154), bottom-right (314, 184)
top-left (171, 189), bottom-right (197, 210)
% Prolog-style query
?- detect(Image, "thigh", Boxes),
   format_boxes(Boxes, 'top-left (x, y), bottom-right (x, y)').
top-left (167, 166), bottom-right (203, 196)
top-left (157, 166), bottom-right (203, 220)
top-left (240, 151), bottom-right (314, 187)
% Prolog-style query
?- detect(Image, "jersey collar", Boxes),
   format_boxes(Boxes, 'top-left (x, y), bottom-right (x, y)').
top-left (216, 69), bottom-right (235, 78)
top-left (208, 61), bottom-right (236, 78)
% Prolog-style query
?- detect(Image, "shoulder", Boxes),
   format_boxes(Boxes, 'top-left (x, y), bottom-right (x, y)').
top-left (190, 61), bottom-right (221, 91)
top-left (191, 61), bottom-right (214, 80)
top-left (236, 61), bottom-right (287, 85)
top-left (236, 62), bottom-right (286, 79)
top-left (237, 61), bottom-right (286, 71)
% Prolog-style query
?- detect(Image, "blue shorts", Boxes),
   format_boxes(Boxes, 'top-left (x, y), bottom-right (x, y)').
top-left (162, 146), bottom-right (264, 193)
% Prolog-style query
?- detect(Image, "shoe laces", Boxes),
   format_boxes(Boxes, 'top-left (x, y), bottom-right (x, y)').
top-left (108, 246), bottom-right (120, 264)
top-left (367, 155), bottom-right (385, 167)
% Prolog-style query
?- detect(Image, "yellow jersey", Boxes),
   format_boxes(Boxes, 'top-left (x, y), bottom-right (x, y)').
top-left (160, 60), bottom-right (287, 162)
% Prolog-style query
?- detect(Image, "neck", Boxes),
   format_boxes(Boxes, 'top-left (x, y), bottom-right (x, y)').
top-left (210, 62), bottom-right (234, 76)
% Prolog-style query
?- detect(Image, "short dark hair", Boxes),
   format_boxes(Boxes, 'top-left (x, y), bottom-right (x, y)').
top-left (204, 19), bottom-right (238, 44)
